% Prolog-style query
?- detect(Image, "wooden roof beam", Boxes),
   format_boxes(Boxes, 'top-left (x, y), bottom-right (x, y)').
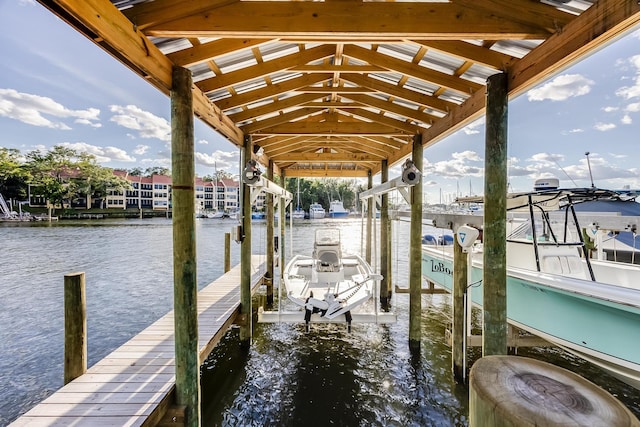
top-left (142, 2), bottom-right (553, 40)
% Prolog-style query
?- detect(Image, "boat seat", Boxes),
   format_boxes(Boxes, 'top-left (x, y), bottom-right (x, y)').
top-left (316, 247), bottom-right (341, 272)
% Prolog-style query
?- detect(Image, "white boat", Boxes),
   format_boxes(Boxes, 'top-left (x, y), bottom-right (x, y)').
top-left (422, 187), bottom-right (640, 389)
top-left (206, 210), bottom-right (225, 219)
top-left (309, 203), bottom-right (326, 219)
top-left (328, 200), bottom-right (349, 218)
top-left (292, 209), bottom-right (306, 220)
top-left (283, 228), bottom-right (382, 331)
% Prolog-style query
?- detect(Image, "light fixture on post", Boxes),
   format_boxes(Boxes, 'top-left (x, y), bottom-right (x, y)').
top-left (401, 159), bottom-right (422, 185)
top-left (242, 159), bottom-right (262, 185)
top-left (359, 157), bottom-right (422, 205)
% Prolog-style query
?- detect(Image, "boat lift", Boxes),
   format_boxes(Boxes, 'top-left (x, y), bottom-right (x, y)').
top-left (257, 161), bottom-right (424, 329)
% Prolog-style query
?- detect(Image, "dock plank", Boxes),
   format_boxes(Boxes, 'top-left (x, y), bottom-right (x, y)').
top-left (10, 256), bottom-right (265, 427)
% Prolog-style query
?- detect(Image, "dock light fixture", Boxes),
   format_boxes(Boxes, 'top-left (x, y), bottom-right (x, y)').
top-left (242, 159), bottom-right (262, 185)
top-left (401, 159), bottom-right (422, 185)
top-left (359, 157), bottom-right (422, 205)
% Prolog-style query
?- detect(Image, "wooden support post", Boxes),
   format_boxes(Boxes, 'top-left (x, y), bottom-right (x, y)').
top-left (409, 134), bottom-right (423, 350)
top-left (280, 170), bottom-right (286, 278)
top-left (483, 72), bottom-right (508, 356)
top-left (366, 170), bottom-right (373, 265)
top-left (170, 65), bottom-right (200, 426)
top-left (64, 272), bottom-right (86, 385)
top-left (266, 160), bottom-right (275, 305)
top-left (380, 160), bottom-right (391, 309)
top-left (224, 232), bottom-right (231, 273)
top-left (240, 134), bottom-right (253, 348)
top-left (452, 235), bottom-right (468, 382)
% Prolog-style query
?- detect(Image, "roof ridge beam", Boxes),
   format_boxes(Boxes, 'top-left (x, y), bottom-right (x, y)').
top-left (142, 2), bottom-right (552, 40)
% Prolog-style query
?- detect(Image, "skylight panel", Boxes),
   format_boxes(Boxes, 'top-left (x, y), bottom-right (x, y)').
top-left (370, 73), bottom-right (402, 85)
top-left (491, 40), bottom-right (542, 59)
top-left (208, 90), bottom-right (231, 103)
top-left (260, 43), bottom-right (300, 62)
top-left (217, 56), bottom-right (258, 74)
top-left (393, 99), bottom-right (420, 110)
top-left (461, 64), bottom-right (499, 85)
top-left (154, 38), bottom-right (192, 55)
top-left (403, 77), bottom-right (438, 95)
top-left (377, 44), bottom-right (419, 62)
top-left (271, 72), bottom-right (303, 84)
top-left (233, 78), bottom-right (267, 94)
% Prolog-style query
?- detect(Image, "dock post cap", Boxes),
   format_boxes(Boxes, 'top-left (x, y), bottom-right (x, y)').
top-left (469, 355), bottom-right (640, 427)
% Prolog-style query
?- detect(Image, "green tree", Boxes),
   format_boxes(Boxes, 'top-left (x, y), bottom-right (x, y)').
top-left (76, 152), bottom-right (131, 209)
top-left (25, 145), bottom-right (130, 211)
top-left (0, 148), bottom-right (30, 200)
top-left (26, 146), bottom-right (78, 211)
top-left (144, 166), bottom-right (170, 177)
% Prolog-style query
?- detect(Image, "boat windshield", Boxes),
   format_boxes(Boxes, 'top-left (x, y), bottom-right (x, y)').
top-left (315, 229), bottom-right (341, 246)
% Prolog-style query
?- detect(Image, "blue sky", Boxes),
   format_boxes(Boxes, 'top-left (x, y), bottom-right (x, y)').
top-left (1, 0), bottom-right (639, 204)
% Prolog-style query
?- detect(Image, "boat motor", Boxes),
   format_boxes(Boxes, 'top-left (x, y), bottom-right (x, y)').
top-left (456, 225), bottom-right (480, 252)
top-left (401, 159), bottom-right (422, 185)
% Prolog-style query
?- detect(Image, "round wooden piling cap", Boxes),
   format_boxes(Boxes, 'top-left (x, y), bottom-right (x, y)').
top-left (469, 355), bottom-right (640, 427)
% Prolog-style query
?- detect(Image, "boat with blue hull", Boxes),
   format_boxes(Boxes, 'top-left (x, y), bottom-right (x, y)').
top-left (422, 187), bottom-right (640, 390)
top-left (328, 200), bottom-right (349, 218)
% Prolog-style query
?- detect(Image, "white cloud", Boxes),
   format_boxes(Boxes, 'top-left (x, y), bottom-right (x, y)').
top-left (593, 122), bottom-right (616, 131)
top-left (133, 145), bottom-right (149, 155)
top-left (569, 128), bottom-right (584, 133)
top-left (527, 74), bottom-right (594, 102)
top-left (615, 54), bottom-right (640, 100)
top-left (424, 151), bottom-right (484, 178)
top-left (197, 139), bottom-right (209, 145)
top-left (529, 152), bottom-right (565, 165)
top-left (462, 117), bottom-right (484, 135)
top-left (0, 88), bottom-right (100, 129)
top-left (452, 150), bottom-right (482, 162)
top-left (602, 106), bottom-right (618, 113)
top-left (621, 114), bottom-right (632, 125)
top-left (195, 150), bottom-right (240, 174)
top-left (58, 142), bottom-right (135, 163)
top-left (626, 102), bottom-right (640, 112)
top-left (109, 105), bottom-right (170, 141)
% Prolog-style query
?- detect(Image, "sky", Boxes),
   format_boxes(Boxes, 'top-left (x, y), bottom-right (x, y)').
top-left (1, 0), bottom-right (639, 204)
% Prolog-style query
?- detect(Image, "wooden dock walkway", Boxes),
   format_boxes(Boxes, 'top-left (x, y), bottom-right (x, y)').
top-left (10, 255), bottom-right (266, 427)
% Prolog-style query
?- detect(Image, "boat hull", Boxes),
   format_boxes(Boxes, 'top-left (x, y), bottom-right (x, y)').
top-left (422, 246), bottom-right (640, 389)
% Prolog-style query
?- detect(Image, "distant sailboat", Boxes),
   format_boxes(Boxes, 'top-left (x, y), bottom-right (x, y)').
top-left (292, 178), bottom-right (305, 219)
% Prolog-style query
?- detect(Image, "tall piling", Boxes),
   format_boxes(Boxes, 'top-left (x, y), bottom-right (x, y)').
top-left (366, 170), bottom-right (373, 265)
top-left (380, 160), bottom-right (391, 309)
top-left (452, 236), bottom-right (468, 382)
top-left (224, 232), bottom-right (231, 273)
top-left (170, 65), bottom-right (200, 426)
top-left (64, 272), bottom-right (86, 385)
top-left (266, 160), bottom-right (275, 305)
top-left (409, 134), bottom-right (423, 350)
top-left (482, 72), bottom-right (508, 356)
top-left (280, 170), bottom-right (286, 277)
top-left (240, 135), bottom-right (253, 348)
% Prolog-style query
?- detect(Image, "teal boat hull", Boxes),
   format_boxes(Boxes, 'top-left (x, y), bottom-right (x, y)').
top-left (422, 247), bottom-right (640, 389)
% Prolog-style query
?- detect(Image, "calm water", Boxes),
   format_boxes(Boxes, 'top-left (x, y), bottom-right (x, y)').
top-left (0, 218), bottom-right (638, 426)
